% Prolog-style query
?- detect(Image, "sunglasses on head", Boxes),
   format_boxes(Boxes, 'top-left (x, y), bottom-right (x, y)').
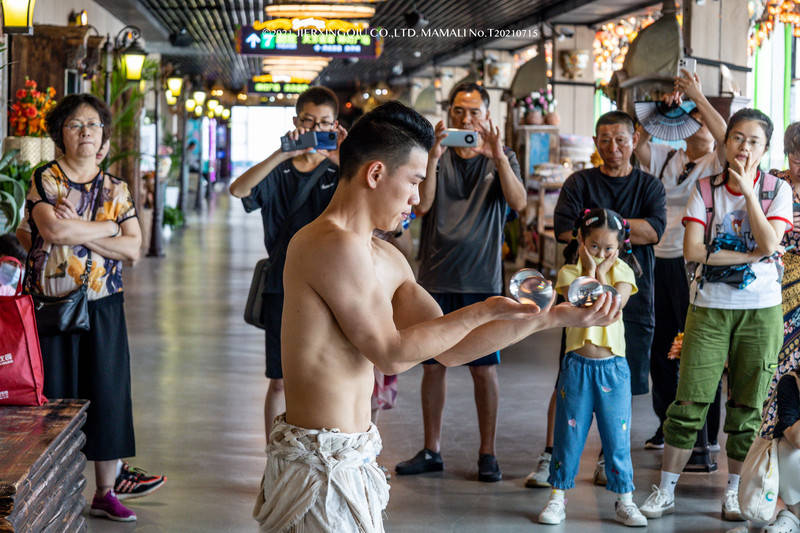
top-left (677, 161), bottom-right (696, 185)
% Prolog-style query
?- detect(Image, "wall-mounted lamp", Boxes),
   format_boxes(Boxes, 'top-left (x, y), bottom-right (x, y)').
top-left (166, 76), bottom-right (183, 98)
top-left (193, 90), bottom-right (206, 106)
top-left (1, 0), bottom-right (37, 35)
top-left (185, 98), bottom-right (196, 112)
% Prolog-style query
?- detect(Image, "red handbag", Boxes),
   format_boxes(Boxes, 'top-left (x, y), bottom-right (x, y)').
top-left (0, 256), bottom-right (47, 406)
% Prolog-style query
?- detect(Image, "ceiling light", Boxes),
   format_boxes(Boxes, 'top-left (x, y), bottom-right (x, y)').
top-left (207, 98), bottom-right (220, 110)
top-left (193, 90), bottom-right (207, 106)
top-left (165, 93), bottom-right (177, 106)
top-left (222, 109), bottom-right (231, 120)
top-left (194, 106), bottom-right (203, 116)
top-left (265, 4), bottom-right (375, 19)
top-left (185, 99), bottom-right (196, 112)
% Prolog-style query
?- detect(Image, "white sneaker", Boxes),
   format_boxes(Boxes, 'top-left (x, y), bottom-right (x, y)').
top-left (538, 498), bottom-right (566, 525)
top-left (722, 489), bottom-right (744, 521)
top-left (640, 485), bottom-right (675, 518)
top-left (615, 501), bottom-right (648, 527)
top-left (524, 452), bottom-right (551, 488)
top-left (762, 509), bottom-right (800, 532)
top-left (593, 456), bottom-right (607, 486)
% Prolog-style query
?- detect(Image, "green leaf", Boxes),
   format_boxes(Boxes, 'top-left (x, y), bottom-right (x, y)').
top-left (0, 189), bottom-right (20, 233)
top-left (0, 149), bottom-right (19, 171)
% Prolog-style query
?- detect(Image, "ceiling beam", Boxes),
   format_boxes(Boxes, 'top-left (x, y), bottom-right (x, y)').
top-left (562, 1), bottom-right (662, 27)
top-left (405, 0), bottom-right (596, 77)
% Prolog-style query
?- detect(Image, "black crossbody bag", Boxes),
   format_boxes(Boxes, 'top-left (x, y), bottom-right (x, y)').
top-left (28, 181), bottom-right (101, 336)
top-left (244, 161), bottom-right (332, 328)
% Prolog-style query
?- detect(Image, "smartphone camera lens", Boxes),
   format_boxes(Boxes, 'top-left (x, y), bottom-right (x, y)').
top-left (465, 134), bottom-right (474, 144)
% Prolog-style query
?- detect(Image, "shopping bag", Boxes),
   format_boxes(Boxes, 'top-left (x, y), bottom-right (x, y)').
top-left (0, 256), bottom-right (47, 406)
top-left (738, 435), bottom-right (779, 522)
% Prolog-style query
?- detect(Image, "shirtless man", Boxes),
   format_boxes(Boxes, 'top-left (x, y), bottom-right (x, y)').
top-left (253, 101), bottom-right (622, 533)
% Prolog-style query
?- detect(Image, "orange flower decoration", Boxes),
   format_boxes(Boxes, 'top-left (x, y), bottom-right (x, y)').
top-left (9, 77), bottom-right (57, 137)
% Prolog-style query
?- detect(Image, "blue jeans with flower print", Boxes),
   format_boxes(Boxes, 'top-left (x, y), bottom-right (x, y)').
top-left (548, 351), bottom-right (635, 494)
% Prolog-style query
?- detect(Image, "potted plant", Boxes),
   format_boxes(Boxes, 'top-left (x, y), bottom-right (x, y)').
top-left (516, 88), bottom-right (558, 126)
top-left (8, 78), bottom-right (58, 165)
top-left (0, 151), bottom-right (36, 235)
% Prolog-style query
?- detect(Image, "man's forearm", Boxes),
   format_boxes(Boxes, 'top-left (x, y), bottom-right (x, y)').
top-left (417, 156), bottom-right (439, 214)
top-left (628, 218), bottom-right (659, 245)
top-left (229, 149), bottom-right (287, 198)
top-left (495, 154), bottom-right (526, 212)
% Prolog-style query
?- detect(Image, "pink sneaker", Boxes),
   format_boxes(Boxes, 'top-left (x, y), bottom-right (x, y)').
top-left (90, 490), bottom-right (137, 522)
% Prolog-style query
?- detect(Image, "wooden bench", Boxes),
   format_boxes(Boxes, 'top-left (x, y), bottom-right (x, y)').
top-left (0, 399), bottom-right (90, 533)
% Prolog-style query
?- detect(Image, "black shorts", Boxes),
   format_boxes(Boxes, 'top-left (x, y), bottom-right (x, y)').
top-left (263, 292), bottom-right (284, 379)
top-left (39, 292), bottom-right (135, 462)
top-left (422, 292), bottom-right (501, 366)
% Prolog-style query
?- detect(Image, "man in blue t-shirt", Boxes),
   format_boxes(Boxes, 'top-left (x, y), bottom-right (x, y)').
top-left (229, 86), bottom-right (345, 442)
top-left (395, 82), bottom-right (526, 482)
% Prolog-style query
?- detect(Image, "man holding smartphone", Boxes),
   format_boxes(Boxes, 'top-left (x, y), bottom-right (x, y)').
top-left (395, 82), bottom-right (526, 482)
top-left (229, 86), bottom-right (346, 442)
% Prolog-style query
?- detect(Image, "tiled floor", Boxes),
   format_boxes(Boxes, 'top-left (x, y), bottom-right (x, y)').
top-left (86, 195), bottom-right (744, 532)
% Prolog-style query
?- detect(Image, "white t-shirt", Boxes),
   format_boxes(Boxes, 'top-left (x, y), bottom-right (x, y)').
top-left (682, 172), bottom-right (793, 309)
top-left (648, 143), bottom-right (723, 258)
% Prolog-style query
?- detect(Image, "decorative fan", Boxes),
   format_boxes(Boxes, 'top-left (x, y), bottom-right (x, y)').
top-left (634, 100), bottom-right (701, 141)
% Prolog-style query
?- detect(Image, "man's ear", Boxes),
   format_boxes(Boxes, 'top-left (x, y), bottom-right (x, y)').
top-left (365, 161), bottom-right (384, 189)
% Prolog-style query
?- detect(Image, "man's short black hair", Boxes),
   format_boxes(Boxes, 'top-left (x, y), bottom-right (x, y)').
top-left (296, 86), bottom-right (339, 117)
top-left (448, 82), bottom-right (490, 109)
top-left (45, 93), bottom-right (112, 153)
top-left (339, 101), bottom-right (434, 180)
top-left (595, 110), bottom-right (636, 136)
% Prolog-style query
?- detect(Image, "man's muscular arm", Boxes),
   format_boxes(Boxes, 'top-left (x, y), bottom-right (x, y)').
top-left (288, 230), bottom-right (544, 375)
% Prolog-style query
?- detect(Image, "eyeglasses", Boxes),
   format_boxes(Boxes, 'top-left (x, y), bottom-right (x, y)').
top-left (729, 133), bottom-right (764, 149)
top-left (298, 116), bottom-right (335, 130)
top-left (65, 121), bottom-right (104, 132)
top-left (677, 161), bottom-right (696, 185)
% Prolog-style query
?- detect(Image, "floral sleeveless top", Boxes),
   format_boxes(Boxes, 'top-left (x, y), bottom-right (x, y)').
top-left (25, 161), bottom-right (137, 300)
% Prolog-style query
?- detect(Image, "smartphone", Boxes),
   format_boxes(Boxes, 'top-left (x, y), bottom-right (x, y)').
top-left (315, 131), bottom-right (337, 150)
top-left (280, 131), bottom-right (317, 152)
top-left (440, 129), bottom-right (478, 147)
top-left (678, 57), bottom-right (696, 76)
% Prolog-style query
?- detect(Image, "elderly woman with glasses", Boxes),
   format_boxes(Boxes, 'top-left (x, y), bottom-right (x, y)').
top-left (24, 93), bottom-right (142, 521)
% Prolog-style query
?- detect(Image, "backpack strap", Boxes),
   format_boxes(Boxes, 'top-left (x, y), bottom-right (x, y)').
top-left (696, 176), bottom-right (716, 246)
top-left (759, 171), bottom-right (778, 215)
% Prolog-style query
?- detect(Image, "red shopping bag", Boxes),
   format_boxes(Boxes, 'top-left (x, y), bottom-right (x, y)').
top-left (0, 256), bottom-right (47, 405)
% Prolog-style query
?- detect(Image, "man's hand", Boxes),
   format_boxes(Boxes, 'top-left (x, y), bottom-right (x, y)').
top-left (429, 120), bottom-right (448, 161)
top-left (578, 244), bottom-right (597, 278)
top-left (674, 69), bottom-right (703, 103)
top-left (474, 118), bottom-right (505, 161)
top-left (550, 292), bottom-right (622, 328)
top-left (317, 124), bottom-right (348, 166)
top-left (281, 127), bottom-right (317, 159)
top-left (484, 295), bottom-right (548, 320)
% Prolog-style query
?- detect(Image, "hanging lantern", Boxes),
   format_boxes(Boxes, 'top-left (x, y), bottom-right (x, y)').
top-left (167, 77), bottom-right (183, 97)
top-left (165, 92), bottom-right (177, 106)
top-left (1, 0), bottom-right (37, 35)
top-left (194, 105), bottom-right (203, 117)
top-left (222, 108), bottom-right (230, 120)
top-left (185, 99), bottom-right (196, 112)
top-left (193, 91), bottom-right (207, 106)
top-left (207, 98), bottom-right (219, 110)
top-left (121, 39), bottom-right (147, 81)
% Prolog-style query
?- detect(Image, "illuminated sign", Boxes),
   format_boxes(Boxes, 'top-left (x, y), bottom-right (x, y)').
top-left (247, 81), bottom-right (310, 94)
top-left (237, 23), bottom-right (381, 58)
